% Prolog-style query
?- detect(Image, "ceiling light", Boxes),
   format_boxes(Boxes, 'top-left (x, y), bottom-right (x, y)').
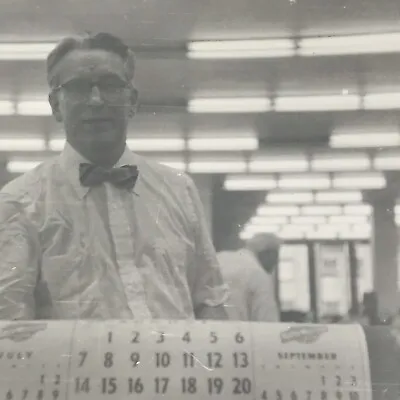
top-left (0, 42), bottom-right (56, 60)
top-left (7, 160), bottom-right (42, 173)
top-left (188, 136), bottom-right (258, 151)
top-left (188, 98), bottom-right (270, 113)
top-left (278, 230), bottom-right (305, 240)
top-left (275, 95), bottom-right (359, 112)
top-left (127, 138), bottom-right (185, 152)
top-left (187, 39), bottom-right (295, 59)
top-left (299, 33), bottom-right (400, 56)
top-left (0, 101), bottom-right (14, 115)
top-left (249, 154), bottom-right (309, 172)
top-left (332, 172), bottom-right (386, 189)
top-left (329, 215), bottom-right (368, 224)
top-left (223, 175), bottom-right (277, 190)
top-left (188, 160), bottom-right (246, 173)
top-left (0, 138), bottom-right (46, 151)
top-left (266, 191), bottom-right (314, 204)
top-left (257, 205), bottom-right (300, 216)
top-left (239, 231), bottom-right (254, 240)
top-left (311, 153), bottom-right (370, 171)
top-left (17, 101), bottom-right (52, 116)
top-left (364, 93), bottom-right (400, 110)
top-left (278, 174), bottom-right (331, 189)
top-left (315, 190), bottom-right (363, 203)
top-left (343, 204), bottom-right (372, 216)
top-left (250, 216), bottom-right (288, 225)
top-left (306, 229), bottom-right (338, 240)
top-left (244, 224), bottom-right (280, 234)
top-left (284, 224), bottom-right (315, 233)
top-left (291, 216), bottom-right (326, 224)
top-left (330, 132), bottom-right (400, 148)
top-left (302, 205), bottom-right (342, 215)
top-left (374, 151), bottom-right (400, 170)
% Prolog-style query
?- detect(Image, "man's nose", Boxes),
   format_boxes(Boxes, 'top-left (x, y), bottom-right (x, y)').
top-left (87, 85), bottom-right (103, 104)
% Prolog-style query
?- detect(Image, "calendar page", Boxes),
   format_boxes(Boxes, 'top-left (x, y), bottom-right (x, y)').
top-left (0, 321), bottom-right (372, 400)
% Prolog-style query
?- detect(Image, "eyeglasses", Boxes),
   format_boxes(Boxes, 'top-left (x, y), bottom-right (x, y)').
top-left (55, 76), bottom-right (130, 102)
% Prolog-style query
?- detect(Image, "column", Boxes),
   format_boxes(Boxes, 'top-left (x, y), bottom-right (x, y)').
top-left (190, 174), bottom-right (213, 232)
top-left (365, 188), bottom-right (399, 317)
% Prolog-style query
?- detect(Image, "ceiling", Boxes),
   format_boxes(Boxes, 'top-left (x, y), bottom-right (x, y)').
top-left (1, 0), bottom-right (400, 243)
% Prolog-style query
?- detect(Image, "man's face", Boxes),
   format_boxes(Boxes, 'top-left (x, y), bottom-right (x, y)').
top-left (49, 49), bottom-right (137, 164)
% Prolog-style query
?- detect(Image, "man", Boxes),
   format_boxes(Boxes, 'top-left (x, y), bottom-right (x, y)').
top-left (0, 32), bottom-right (228, 320)
top-left (217, 233), bottom-right (280, 321)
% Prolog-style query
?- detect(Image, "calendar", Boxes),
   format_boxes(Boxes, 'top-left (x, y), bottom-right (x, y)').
top-left (0, 320), bottom-right (372, 400)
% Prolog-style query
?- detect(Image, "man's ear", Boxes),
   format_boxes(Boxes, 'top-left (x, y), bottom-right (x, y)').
top-left (48, 91), bottom-right (63, 122)
top-left (129, 87), bottom-right (139, 117)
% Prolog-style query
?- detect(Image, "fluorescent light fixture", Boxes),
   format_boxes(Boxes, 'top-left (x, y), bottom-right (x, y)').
top-left (17, 101), bottom-right (52, 116)
top-left (188, 49), bottom-right (295, 59)
top-left (374, 151), bottom-right (400, 170)
top-left (395, 205), bottom-right (400, 214)
top-left (364, 93), bottom-right (400, 110)
top-left (299, 33), bottom-right (400, 57)
top-left (239, 231), bottom-right (254, 240)
top-left (278, 174), bottom-right (331, 189)
top-left (244, 224), bottom-right (280, 234)
top-left (188, 160), bottom-right (246, 173)
top-left (127, 138), bottom-right (185, 152)
top-left (187, 39), bottom-right (295, 59)
top-left (311, 153), bottom-right (370, 171)
top-left (332, 172), bottom-right (386, 189)
top-left (291, 216), bottom-right (326, 224)
top-left (188, 98), bottom-right (270, 113)
top-left (302, 205), bottom-right (342, 215)
top-left (249, 154), bottom-right (309, 172)
top-left (343, 204), bottom-right (371, 216)
top-left (0, 42), bottom-right (56, 60)
top-left (339, 230), bottom-right (370, 240)
top-left (307, 232), bottom-right (337, 240)
top-left (7, 160), bottom-right (42, 173)
top-left (275, 95), bottom-right (359, 112)
top-left (315, 190), bottom-right (363, 203)
top-left (330, 132), bottom-right (400, 148)
top-left (306, 229), bottom-right (338, 240)
top-left (0, 138), bottom-right (46, 151)
top-left (188, 136), bottom-right (258, 151)
top-left (284, 224), bottom-right (315, 233)
top-left (0, 101), bottom-right (14, 115)
top-left (329, 215), bottom-right (368, 224)
top-left (250, 216), bottom-right (288, 225)
top-left (223, 175), bottom-right (277, 190)
top-left (257, 205), bottom-right (300, 216)
top-left (279, 229), bottom-right (305, 240)
top-left (266, 191), bottom-right (314, 204)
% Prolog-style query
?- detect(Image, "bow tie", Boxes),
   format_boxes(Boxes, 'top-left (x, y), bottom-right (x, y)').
top-left (79, 163), bottom-right (139, 191)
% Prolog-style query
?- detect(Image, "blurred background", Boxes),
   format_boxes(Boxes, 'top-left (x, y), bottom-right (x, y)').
top-left (1, 0), bottom-right (400, 323)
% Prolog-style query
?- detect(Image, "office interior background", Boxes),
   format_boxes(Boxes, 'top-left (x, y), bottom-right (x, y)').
top-left (0, 0), bottom-right (400, 321)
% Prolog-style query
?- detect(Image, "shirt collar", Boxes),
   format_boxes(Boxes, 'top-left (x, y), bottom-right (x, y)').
top-left (59, 142), bottom-right (140, 199)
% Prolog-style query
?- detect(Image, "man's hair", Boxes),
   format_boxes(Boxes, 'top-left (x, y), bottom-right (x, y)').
top-left (46, 32), bottom-right (135, 88)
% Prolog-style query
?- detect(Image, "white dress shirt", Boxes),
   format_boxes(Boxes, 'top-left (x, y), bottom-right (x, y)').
top-left (217, 249), bottom-right (279, 322)
top-left (0, 143), bottom-right (227, 320)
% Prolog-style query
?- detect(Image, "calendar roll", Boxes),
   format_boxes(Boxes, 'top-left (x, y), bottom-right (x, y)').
top-left (0, 320), bottom-right (398, 400)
